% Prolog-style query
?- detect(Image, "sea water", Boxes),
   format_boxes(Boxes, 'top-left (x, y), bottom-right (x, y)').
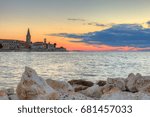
top-left (0, 52), bottom-right (150, 88)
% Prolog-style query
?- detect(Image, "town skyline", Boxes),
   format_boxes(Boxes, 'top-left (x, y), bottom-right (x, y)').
top-left (0, 28), bottom-right (67, 51)
top-left (0, 0), bottom-right (150, 51)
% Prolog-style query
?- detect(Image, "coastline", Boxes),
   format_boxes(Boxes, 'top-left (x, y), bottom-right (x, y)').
top-left (1, 67), bottom-right (150, 100)
top-left (0, 49), bottom-right (68, 52)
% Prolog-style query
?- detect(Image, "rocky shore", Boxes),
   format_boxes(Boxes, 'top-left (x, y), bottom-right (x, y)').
top-left (1, 67), bottom-right (150, 100)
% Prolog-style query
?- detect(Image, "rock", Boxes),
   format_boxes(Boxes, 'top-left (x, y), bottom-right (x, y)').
top-left (101, 84), bottom-right (121, 94)
top-left (137, 92), bottom-right (150, 100)
top-left (0, 96), bottom-right (9, 100)
top-left (100, 92), bottom-right (150, 100)
top-left (0, 90), bottom-right (9, 100)
top-left (126, 73), bottom-right (150, 92)
top-left (46, 79), bottom-right (73, 92)
top-left (68, 79), bottom-right (94, 87)
top-left (101, 84), bottom-right (114, 94)
top-left (0, 90), bottom-right (7, 96)
top-left (59, 92), bottom-right (93, 100)
top-left (116, 79), bottom-right (126, 91)
top-left (139, 84), bottom-right (150, 94)
top-left (74, 85), bottom-right (89, 92)
top-left (6, 88), bottom-right (14, 95)
top-left (80, 85), bottom-right (103, 98)
top-left (126, 73), bottom-right (137, 92)
top-left (8, 94), bottom-right (19, 100)
top-left (96, 80), bottom-right (106, 86)
top-left (135, 77), bottom-right (150, 91)
top-left (107, 78), bottom-right (126, 91)
top-left (136, 73), bottom-right (142, 77)
top-left (107, 87), bottom-right (121, 94)
top-left (16, 67), bottom-right (59, 100)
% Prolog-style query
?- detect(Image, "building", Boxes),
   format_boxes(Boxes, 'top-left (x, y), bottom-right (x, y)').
top-left (0, 39), bottom-right (19, 50)
top-left (31, 42), bottom-right (44, 49)
top-left (0, 28), bottom-right (67, 51)
top-left (56, 47), bottom-right (67, 51)
top-left (47, 42), bottom-right (56, 51)
top-left (26, 28), bottom-right (31, 45)
top-left (31, 38), bottom-right (56, 51)
top-left (18, 41), bottom-right (27, 49)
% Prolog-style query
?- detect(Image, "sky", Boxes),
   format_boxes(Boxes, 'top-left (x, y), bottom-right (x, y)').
top-left (0, 0), bottom-right (150, 51)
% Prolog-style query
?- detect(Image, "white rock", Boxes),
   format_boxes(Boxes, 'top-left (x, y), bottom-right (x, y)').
top-left (46, 79), bottom-right (73, 92)
top-left (9, 94), bottom-right (19, 100)
top-left (107, 78), bottom-right (126, 91)
top-left (0, 90), bottom-right (9, 100)
top-left (73, 85), bottom-right (88, 92)
top-left (126, 73), bottom-right (137, 92)
top-left (16, 67), bottom-right (59, 100)
top-left (126, 73), bottom-right (150, 92)
top-left (100, 92), bottom-right (150, 100)
top-left (0, 96), bottom-right (9, 100)
top-left (136, 77), bottom-right (150, 91)
top-left (102, 86), bottom-right (121, 95)
top-left (80, 85), bottom-right (102, 98)
top-left (6, 88), bottom-right (14, 95)
top-left (59, 92), bottom-right (93, 100)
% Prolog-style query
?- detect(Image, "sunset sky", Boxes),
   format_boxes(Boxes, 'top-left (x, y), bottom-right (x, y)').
top-left (0, 0), bottom-right (150, 51)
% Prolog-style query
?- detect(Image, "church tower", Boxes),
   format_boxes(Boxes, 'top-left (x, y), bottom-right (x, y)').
top-left (26, 28), bottom-right (31, 44)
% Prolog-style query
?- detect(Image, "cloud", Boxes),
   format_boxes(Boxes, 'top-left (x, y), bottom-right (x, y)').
top-left (49, 24), bottom-right (150, 48)
top-left (147, 21), bottom-right (150, 27)
top-left (67, 18), bottom-right (86, 22)
top-left (49, 33), bottom-right (84, 39)
top-left (67, 18), bottom-right (109, 27)
top-left (87, 22), bottom-right (107, 27)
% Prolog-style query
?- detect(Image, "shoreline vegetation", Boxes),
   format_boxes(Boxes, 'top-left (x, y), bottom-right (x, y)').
top-left (1, 67), bottom-right (150, 100)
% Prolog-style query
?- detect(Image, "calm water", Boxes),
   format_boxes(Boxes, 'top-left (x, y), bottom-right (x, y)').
top-left (0, 52), bottom-right (150, 89)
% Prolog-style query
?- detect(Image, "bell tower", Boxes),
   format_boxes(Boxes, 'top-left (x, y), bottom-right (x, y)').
top-left (26, 28), bottom-right (31, 44)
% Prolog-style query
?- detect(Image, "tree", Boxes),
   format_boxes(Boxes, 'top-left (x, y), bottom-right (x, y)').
top-left (54, 43), bottom-right (57, 48)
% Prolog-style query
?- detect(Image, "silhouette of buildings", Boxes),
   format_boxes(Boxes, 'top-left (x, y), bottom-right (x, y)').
top-left (0, 28), bottom-right (67, 52)
top-left (0, 40), bottom-right (20, 50)
top-left (26, 28), bottom-right (31, 45)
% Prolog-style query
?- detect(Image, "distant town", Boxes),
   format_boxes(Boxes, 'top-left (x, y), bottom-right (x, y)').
top-left (0, 28), bottom-right (67, 52)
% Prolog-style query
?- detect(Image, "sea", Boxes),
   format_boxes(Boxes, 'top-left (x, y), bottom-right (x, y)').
top-left (0, 52), bottom-right (150, 89)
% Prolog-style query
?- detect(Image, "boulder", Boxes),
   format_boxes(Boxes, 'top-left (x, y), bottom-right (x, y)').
top-left (96, 80), bottom-right (106, 86)
top-left (59, 92), bottom-right (93, 100)
top-left (126, 73), bottom-right (150, 92)
top-left (74, 85), bottom-right (89, 92)
top-left (46, 79), bottom-right (73, 92)
top-left (126, 73), bottom-right (138, 92)
top-left (100, 92), bottom-right (150, 100)
top-left (80, 85), bottom-right (103, 98)
top-left (68, 79), bottom-right (94, 87)
top-left (8, 94), bottom-right (19, 100)
top-left (107, 78), bottom-right (126, 91)
top-left (139, 84), bottom-right (150, 94)
top-left (0, 90), bottom-right (9, 100)
top-left (135, 76), bottom-right (150, 91)
top-left (101, 84), bottom-right (121, 95)
top-left (6, 88), bottom-right (14, 95)
top-left (16, 67), bottom-right (59, 100)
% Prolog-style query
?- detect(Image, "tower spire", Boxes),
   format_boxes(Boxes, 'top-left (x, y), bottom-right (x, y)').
top-left (27, 28), bottom-right (30, 36)
top-left (26, 28), bottom-right (31, 44)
